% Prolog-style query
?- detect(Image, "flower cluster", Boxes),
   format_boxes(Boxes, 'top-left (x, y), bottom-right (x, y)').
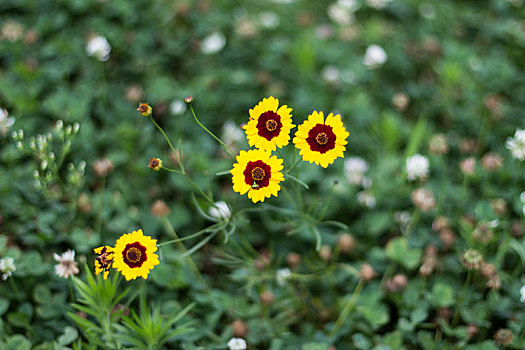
top-left (0, 257), bottom-right (16, 280)
top-left (231, 97), bottom-right (350, 203)
top-left (93, 229), bottom-right (159, 281)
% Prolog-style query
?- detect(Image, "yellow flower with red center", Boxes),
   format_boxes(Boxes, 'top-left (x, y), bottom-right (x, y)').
top-left (293, 111), bottom-right (349, 168)
top-left (148, 158), bottom-right (163, 171)
top-left (230, 149), bottom-right (284, 203)
top-left (243, 97), bottom-right (295, 151)
top-left (94, 246), bottom-right (114, 280)
top-left (112, 229), bottom-right (159, 281)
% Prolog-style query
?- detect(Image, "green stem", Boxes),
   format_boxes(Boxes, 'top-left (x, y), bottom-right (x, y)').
top-left (162, 167), bottom-right (183, 174)
top-left (451, 269), bottom-right (472, 327)
top-left (318, 182), bottom-right (336, 221)
top-left (286, 157), bottom-right (302, 173)
top-left (162, 219), bottom-right (209, 291)
top-left (149, 116), bottom-right (181, 161)
top-left (190, 105), bottom-right (236, 159)
top-left (95, 175), bottom-right (106, 235)
top-left (330, 279), bottom-right (365, 336)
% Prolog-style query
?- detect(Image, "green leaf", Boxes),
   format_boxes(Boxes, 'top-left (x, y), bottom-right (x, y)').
top-left (0, 298), bottom-right (10, 316)
top-left (405, 115), bottom-right (427, 158)
top-left (385, 237), bottom-right (422, 270)
top-left (430, 283), bottom-right (455, 307)
top-left (302, 343), bottom-right (330, 350)
top-left (410, 308), bottom-right (428, 324)
top-left (6, 335), bottom-right (31, 350)
top-left (358, 303), bottom-right (390, 327)
top-left (58, 326), bottom-right (79, 345)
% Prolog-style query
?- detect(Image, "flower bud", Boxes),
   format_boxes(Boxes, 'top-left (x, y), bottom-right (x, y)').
top-left (359, 264), bottom-right (377, 282)
top-left (137, 102), bottom-right (152, 117)
top-left (148, 158), bottom-right (163, 171)
top-left (286, 252), bottom-right (301, 268)
top-left (337, 233), bottom-right (356, 254)
top-left (260, 291), bottom-right (275, 305)
top-left (184, 95), bottom-right (194, 104)
top-left (232, 319), bottom-right (249, 338)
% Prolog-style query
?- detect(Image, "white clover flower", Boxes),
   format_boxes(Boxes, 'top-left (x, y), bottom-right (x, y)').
top-left (506, 129), bottom-right (525, 161)
top-left (227, 338), bottom-right (247, 350)
top-left (366, 0), bottom-right (393, 9)
top-left (259, 12), bottom-right (280, 29)
top-left (0, 257), bottom-right (16, 280)
top-left (222, 120), bottom-right (244, 148)
top-left (394, 210), bottom-right (411, 227)
top-left (406, 154), bottom-right (429, 181)
top-left (321, 65), bottom-right (341, 84)
top-left (53, 250), bottom-right (79, 279)
top-left (362, 45), bottom-right (388, 69)
top-left (201, 32), bottom-right (226, 54)
top-left (169, 100), bottom-right (187, 116)
top-left (208, 201), bottom-right (231, 221)
top-left (344, 156), bottom-right (369, 185)
top-left (357, 191), bottom-right (376, 208)
top-left (520, 285), bottom-right (525, 303)
top-left (276, 268), bottom-right (291, 285)
top-left (86, 35), bottom-right (111, 61)
top-left (0, 108), bottom-right (15, 136)
top-left (327, 3), bottom-right (354, 25)
top-left (338, 0), bottom-right (360, 11)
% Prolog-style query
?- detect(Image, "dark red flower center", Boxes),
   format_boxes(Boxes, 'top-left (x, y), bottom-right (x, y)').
top-left (122, 242), bottom-right (147, 268)
top-left (306, 124), bottom-right (336, 154)
top-left (256, 111), bottom-right (282, 141)
top-left (244, 160), bottom-right (271, 189)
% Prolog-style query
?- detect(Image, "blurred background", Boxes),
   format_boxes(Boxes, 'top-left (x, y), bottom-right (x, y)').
top-left (1, 0), bottom-right (525, 348)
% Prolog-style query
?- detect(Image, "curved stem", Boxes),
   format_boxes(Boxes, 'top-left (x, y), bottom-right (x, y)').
top-left (189, 105), bottom-right (236, 159)
top-left (330, 279), bottom-right (365, 336)
top-left (452, 269), bottom-right (472, 327)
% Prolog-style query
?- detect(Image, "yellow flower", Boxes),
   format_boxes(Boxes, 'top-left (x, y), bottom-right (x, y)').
top-left (112, 229), bottom-right (160, 281)
top-left (230, 149), bottom-right (284, 203)
top-left (243, 96), bottom-right (295, 151)
top-left (94, 246), bottom-right (114, 280)
top-left (293, 111), bottom-right (349, 168)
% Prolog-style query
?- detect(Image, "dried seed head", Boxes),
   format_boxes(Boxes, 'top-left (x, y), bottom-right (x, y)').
top-left (466, 324), bottom-right (479, 340)
top-left (486, 275), bottom-right (501, 290)
top-left (480, 262), bottom-right (496, 278)
top-left (438, 229), bottom-right (455, 249)
top-left (481, 152), bottom-right (503, 171)
top-left (512, 220), bottom-right (522, 238)
top-left (337, 233), bottom-right (356, 254)
top-left (319, 245), bottom-right (332, 262)
top-left (428, 133), bottom-right (449, 155)
top-left (93, 158), bottom-right (114, 177)
top-left (151, 200), bottom-right (170, 218)
top-left (77, 193), bottom-right (92, 214)
top-left (392, 92), bottom-right (409, 111)
top-left (460, 157), bottom-right (476, 176)
top-left (461, 249), bottom-right (484, 270)
top-left (432, 216), bottom-right (450, 232)
top-left (359, 264), bottom-right (377, 282)
top-left (286, 252), bottom-right (301, 268)
top-left (392, 274), bottom-right (408, 290)
top-left (493, 329), bottom-right (513, 346)
top-left (490, 199), bottom-right (507, 216)
top-left (232, 319), bottom-right (249, 338)
top-left (260, 291), bottom-right (275, 305)
top-left (472, 223), bottom-right (494, 244)
top-left (411, 188), bottom-right (436, 212)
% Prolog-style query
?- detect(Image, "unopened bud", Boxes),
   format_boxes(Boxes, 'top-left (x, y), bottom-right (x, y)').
top-left (184, 95), bottom-right (194, 104)
top-left (148, 158), bottom-right (163, 171)
top-left (137, 102), bottom-right (152, 117)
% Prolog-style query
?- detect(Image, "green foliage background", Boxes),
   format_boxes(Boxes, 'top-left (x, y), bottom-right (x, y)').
top-left (0, 0), bottom-right (525, 348)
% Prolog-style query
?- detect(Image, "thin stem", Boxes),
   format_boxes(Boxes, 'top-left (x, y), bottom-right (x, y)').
top-left (330, 279), bottom-right (365, 336)
top-left (157, 224), bottom-right (221, 247)
top-left (318, 181), bottom-right (336, 221)
top-left (95, 175), bottom-right (106, 235)
top-left (287, 157), bottom-right (302, 173)
top-left (149, 116), bottom-right (179, 158)
top-left (162, 167), bottom-right (183, 174)
top-left (451, 269), bottom-right (472, 327)
top-left (162, 219), bottom-right (209, 291)
top-left (189, 105), bottom-right (236, 159)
